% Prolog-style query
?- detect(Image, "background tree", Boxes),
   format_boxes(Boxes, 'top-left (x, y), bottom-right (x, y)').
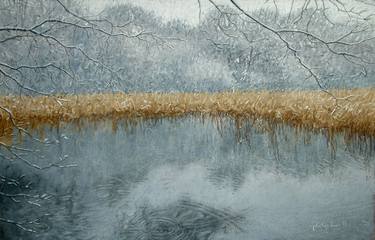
top-left (1, 0), bottom-right (375, 236)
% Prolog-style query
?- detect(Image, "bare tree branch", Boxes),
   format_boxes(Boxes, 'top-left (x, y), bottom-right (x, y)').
top-left (206, 0), bottom-right (374, 98)
top-left (0, 217), bottom-right (36, 233)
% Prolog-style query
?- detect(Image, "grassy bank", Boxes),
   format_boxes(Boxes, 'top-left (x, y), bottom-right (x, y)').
top-left (0, 89), bottom-right (374, 138)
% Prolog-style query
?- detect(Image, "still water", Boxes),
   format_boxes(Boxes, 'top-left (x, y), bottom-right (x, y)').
top-left (1, 117), bottom-right (374, 239)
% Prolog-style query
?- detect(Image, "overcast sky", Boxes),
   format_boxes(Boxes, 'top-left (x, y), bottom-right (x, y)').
top-left (85, 0), bottom-right (373, 25)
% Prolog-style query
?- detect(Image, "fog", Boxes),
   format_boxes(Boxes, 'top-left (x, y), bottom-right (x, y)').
top-left (1, 0), bottom-right (375, 239)
top-left (86, 0), bottom-right (375, 25)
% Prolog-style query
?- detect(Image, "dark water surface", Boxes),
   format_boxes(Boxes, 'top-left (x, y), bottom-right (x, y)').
top-left (1, 118), bottom-right (374, 239)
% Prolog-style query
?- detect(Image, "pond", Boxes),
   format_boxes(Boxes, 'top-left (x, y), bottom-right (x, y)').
top-left (1, 117), bottom-right (374, 239)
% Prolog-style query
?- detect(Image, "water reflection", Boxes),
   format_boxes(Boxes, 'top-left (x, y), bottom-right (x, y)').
top-left (121, 198), bottom-right (244, 240)
top-left (0, 117), bottom-right (374, 239)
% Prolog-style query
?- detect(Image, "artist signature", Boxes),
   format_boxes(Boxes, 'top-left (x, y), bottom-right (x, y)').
top-left (312, 220), bottom-right (370, 233)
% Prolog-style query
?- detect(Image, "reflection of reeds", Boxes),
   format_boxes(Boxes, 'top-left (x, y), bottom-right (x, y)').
top-left (1, 89), bottom-right (374, 138)
top-left (121, 198), bottom-right (244, 240)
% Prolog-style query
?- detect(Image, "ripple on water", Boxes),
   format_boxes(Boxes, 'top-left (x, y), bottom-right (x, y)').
top-left (120, 198), bottom-right (244, 240)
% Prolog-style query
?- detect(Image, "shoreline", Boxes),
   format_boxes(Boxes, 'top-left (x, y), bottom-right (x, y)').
top-left (1, 89), bottom-right (374, 138)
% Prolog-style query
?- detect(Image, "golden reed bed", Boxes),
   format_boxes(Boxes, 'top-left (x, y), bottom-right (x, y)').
top-left (0, 89), bottom-right (375, 139)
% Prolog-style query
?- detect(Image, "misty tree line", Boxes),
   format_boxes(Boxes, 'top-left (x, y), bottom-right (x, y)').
top-left (0, 0), bottom-right (374, 95)
top-left (0, 0), bottom-right (375, 236)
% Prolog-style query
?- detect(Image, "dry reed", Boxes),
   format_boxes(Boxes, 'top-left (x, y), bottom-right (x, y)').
top-left (0, 89), bottom-right (374, 139)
